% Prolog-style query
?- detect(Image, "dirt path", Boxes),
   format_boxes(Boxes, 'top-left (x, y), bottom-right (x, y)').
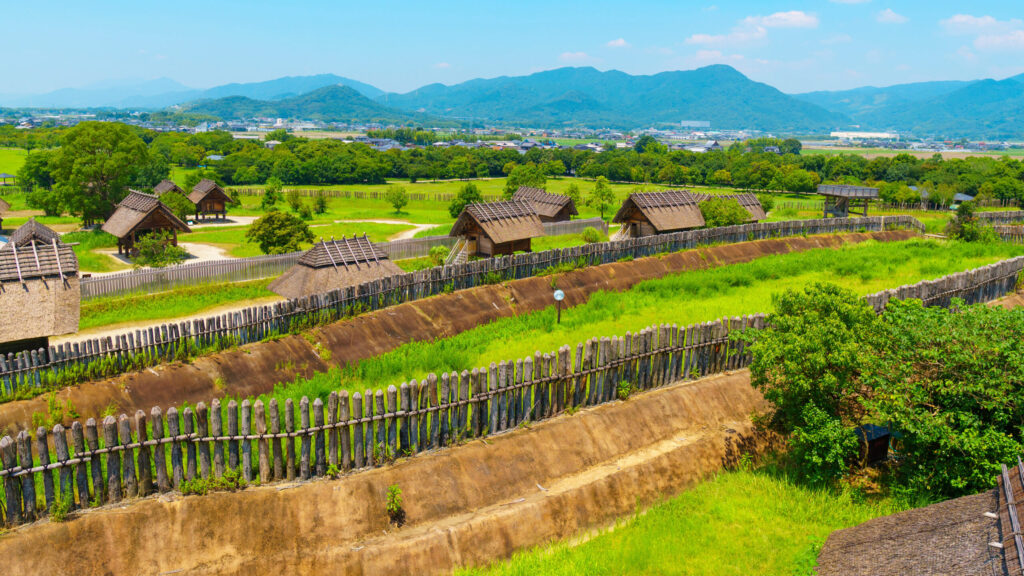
top-left (333, 218), bottom-right (440, 241)
top-left (0, 371), bottom-right (770, 576)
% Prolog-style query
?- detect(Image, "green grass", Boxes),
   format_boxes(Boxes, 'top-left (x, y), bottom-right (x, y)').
top-left (182, 221), bottom-right (412, 257)
top-left (457, 466), bottom-right (904, 576)
top-left (79, 278), bottom-right (277, 330)
top-left (531, 229), bottom-right (609, 252)
top-left (0, 147), bottom-right (27, 176)
top-left (257, 238), bottom-right (1024, 408)
top-left (62, 229), bottom-right (131, 273)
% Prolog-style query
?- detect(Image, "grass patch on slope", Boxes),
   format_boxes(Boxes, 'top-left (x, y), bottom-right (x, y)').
top-left (260, 238), bottom-right (1024, 407)
top-left (457, 466), bottom-right (903, 576)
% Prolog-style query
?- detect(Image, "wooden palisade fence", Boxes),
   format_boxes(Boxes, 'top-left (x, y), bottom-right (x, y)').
top-left (979, 211), bottom-right (1024, 226)
top-left (0, 252), bottom-right (1022, 525)
top-left (78, 218), bottom-right (610, 299)
top-left (2, 216), bottom-right (924, 396)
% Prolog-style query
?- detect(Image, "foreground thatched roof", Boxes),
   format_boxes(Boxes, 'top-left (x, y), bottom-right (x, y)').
top-left (612, 191), bottom-right (706, 232)
top-left (513, 186), bottom-right (578, 219)
top-left (3, 218), bottom-right (62, 249)
top-left (449, 200), bottom-right (545, 244)
top-left (816, 490), bottom-right (1006, 576)
top-left (101, 190), bottom-right (191, 239)
top-left (0, 220), bottom-right (77, 282)
top-left (268, 236), bottom-right (404, 299)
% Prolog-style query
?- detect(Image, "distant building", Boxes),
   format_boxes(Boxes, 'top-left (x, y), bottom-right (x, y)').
top-left (102, 190), bottom-right (191, 256)
top-left (264, 140), bottom-right (282, 150)
top-left (449, 200), bottom-right (545, 258)
top-left (152, 179), bottom-right (185, 196)
top-left (0, 219), bottom-right (79, 354)
top-left (268, 236), bottom-right (404, 299)
top-left (512, 186), bottom-right (577, 223)
top-left (613, 191), bottom-right (706, 238)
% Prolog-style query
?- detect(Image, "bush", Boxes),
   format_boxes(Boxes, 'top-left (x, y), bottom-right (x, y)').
top-left (429, 245), bottom-right (449, 266)
top-left (386, 484), bottom-right (405, 526)
top-left (262, 177), bottom-right (283, 211)
top-left (134, 231), bottom-right (188, 267)
top-left (286, 189), bottom-right (302, 212)
top-left (313, 190), bottom-right (328, 214)
top-left (700, 197), bottom-right (750, 228)
top-left (246, 210), bottom-right (314, 254)
top-left (945, 201), bottom-right (998, 242)
top-left (448, 182), bottom-right (483, 218)
top-left (298, 202), bottom-right (312, 220)
top-left (50, 487), bottom-right (73, 522)
top-left (159, 190), bottom-right (196, 221)
top-left (386, 185), bottom-right (409, 214)
top-left (580, 226), bottom-right (601, 244)
top-left (756, 193), bottom-right (775, 213)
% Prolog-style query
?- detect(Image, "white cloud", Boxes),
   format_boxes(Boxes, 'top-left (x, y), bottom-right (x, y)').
top-left (877, 9), bottom-right (907, 24)
top-left (559, 51), bottom-right (589, 62)
top-left (956, 45), bottom-right (978, 62)
top-left (686, 10), bottom-right (816, 46)
top-left (941, 14), bottom-right (1022, 34)
top-left (975, 30), bottom-right (1024, 51)
top-left (434, 62), bottom-right (451, 69)
top-left (606, 38), bottom-right (630, 48)
top-left (744, 11), bottom-right (819, 29)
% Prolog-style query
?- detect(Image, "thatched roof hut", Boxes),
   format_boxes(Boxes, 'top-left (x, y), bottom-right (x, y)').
top-left (691, 192), bottom-right (767, 222)
top-left (449, 200), bottom-right (545, 257)
top-left (818, 184), bottom-right (879, 218)
top-left (189, 179), bottom-right (233, 220)
top-left (102, 190), bottom-right (190, 255)
top-left (268, 235), bottom-right (404, 299)
top-left (153, 179), bottom-right (185, 196)
top-left (0, 220), bottom-right (79, 353)
top-left (613, 191), bottom-right (705, 238)
top-left (513, 186), bottom-right (577, 222)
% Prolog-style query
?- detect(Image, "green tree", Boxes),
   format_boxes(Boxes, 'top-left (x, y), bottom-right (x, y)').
top-left (313, 190), bottom-right (328, 215)
top-left (286, 189), bottom-right (302, 212)
top-left (386, 185), bottom-right (409, 213)
top-left (449, 182), bottom-right (483, 218)
top-left (587, 176), bottom-right (616, 219)
top-left (564, 182), bottom-right (581, 208)
top-left (245, 210), bottom-right (314, 255)
top-left (183, 168), bottom-right (223, 193)
top-left (134, 231), bottom-right (189, 268)
top-left (503, 164), bottom-right (547, 199)
top-left (51, 121), bottom-right (153, 222)
top-left (542, 160), bottom-right (566, 178)
top-left (708, 169), bottom-right (732, 186)
top-left (159, 191), bottom-right (197, 221)
top-left (264, 129), bottom-right (292, 142)
top-left (780, 138), bottom-right (802, 155)
top-left (262, 177), bottom-right (283, 211)
top-left (699, 197), bottom-right (750, 228)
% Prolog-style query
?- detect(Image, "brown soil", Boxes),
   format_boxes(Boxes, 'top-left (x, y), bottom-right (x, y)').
top-left (990, 291), bottom-right (1024, 310)
top-left (0, 230), bottom-right (915, 434)
top-left (0, 370), bottom-right (770, 576)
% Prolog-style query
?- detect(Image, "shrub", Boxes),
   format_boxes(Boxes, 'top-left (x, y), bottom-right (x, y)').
top-left (50, 487), bottom-right (73, 522)
top-left (298, 202), bottom-right (312, 220)
top-left (700, 197), bottom-right (750, 228)
top-left (134, 231), bottom-right (188, 268)
top-left (580, 226), bottom-right (601, 244)
top-left (429, 245), bottom-right (449, 266)
top-left (386, 484), bottom-right (405, 526)
top-left (313, 190), bottom-right (328, 214)
top-left (159, 190), bottom-right (196, 221)
top-left (756, 193), bottom-right (775, 212)
top-left (262, 177), bottom-right (283, 211)
top-left (386, 185), bottom-right (409, 214)
top-left (246, 210), bottom-right (314, 255)
top-left (449, 182), bottom-right (483, 218)
top-left (286, 189), bottom-right (302, 212)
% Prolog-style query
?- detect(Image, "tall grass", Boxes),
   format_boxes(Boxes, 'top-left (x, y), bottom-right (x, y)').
top-left (255, 238), bottom-right (1024, 409)
top-left (457, 467), bottom-right (904, 576)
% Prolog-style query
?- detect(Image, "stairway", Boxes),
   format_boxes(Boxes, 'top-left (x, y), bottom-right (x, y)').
top-left (445, 237), bottom-right (470, 266)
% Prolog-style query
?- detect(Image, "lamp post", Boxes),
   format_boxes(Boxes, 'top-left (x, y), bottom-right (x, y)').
top-left (553, 289), bottom-right (565, 324)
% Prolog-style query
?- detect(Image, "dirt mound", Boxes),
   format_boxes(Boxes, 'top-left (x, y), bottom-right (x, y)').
top-left (0, 230), bottom-right (913, 433)
top-left (0, 371), bottom-right (768, 576)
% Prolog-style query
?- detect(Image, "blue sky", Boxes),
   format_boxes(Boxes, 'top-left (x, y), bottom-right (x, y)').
top-left (4, 0), bottom-right (1024, 95)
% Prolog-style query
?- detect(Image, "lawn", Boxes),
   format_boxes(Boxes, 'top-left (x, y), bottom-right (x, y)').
top-left (0, 147), bottom-right (28, 177)
top-left (261, 238), bottom-right (1024, 407)
top-left (457, 466), bottom-right (904, 576)
top-left (79, 278), bottom-right (278, 331)
top-left (62, 229), bottom-right (131, 273)
top-left (182, 221), bottom-right (413, 258)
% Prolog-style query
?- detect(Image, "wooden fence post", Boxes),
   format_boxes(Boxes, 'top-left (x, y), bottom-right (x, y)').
top-left (196, 402), bottom-right (211, 480)
top-left (211, 398), bottom-right (224, 478)
top-left (37, 426), bottom-right (56, 508)
top-left (240, 399), bottom-right (252, 483)
top-left (151, 407), bottom-right (170, 493)
top-left (269, 398), bottom-right (284, 480)
top-left (166, 407), bottom-right (183, 489)
top-left (102, 417), bottom-right (121, 502)
top-left (1, 436), bottom-right (21, 525)
top-left (313, 397), bottom-right (326, 477)
top-left (72, 421), bottom-right (91, 504)
top-left (15, 431), bottom-right (35, 521)
top-left (285, 398), bottom-right (296, 481)
top-left (134, 411), bottom-right (152, 496)
top-left (352, 392), bottom-right (364, 469)
top-left (255, 400), bottom-right (270, 483)
top-left (118, 415), bottom-right (138, 498)
top-left (339, 391), bottom-right (352, 470)
top-left (300, 397), bottom-right (311, 480)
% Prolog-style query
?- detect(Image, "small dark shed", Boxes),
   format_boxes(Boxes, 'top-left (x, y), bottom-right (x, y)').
top-left (612, 191), bottom-right (705, 238)
top-left (855, 424), bottom-right (891, 464)
top-left (818, 185), bottom-right (879, 218)
top-left (449, 200), bottom-right (545, 257)
top-left (102, 190), bottom-right (191, 256)
top-left (513, 186), bottom-right (577, 222)
top-left (189, 179), bottom-right (233, 220)
top-left (268, 235), bottom-right (404, 299)
top-left (153, 179), bottom-right (185, 196)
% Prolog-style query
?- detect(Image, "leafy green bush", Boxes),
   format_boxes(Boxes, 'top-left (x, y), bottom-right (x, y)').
top-left (945, 202), bottom-right (999, 243)
top-left (429, 245), bottom-right (449, 266)
top-left (700, 197), bottom-right (750, 228)
top-left (159, 190), bottom-right (196, 221)
top-left (580, 226), bottom-right (601, 244)
top-left (181, 467), bottom-right (246, 496)
top-left (134, 231), bottom-right (189, 268)
top-left (449, 182), bottom-right (483, 218)
top-left (386, 484), bottom-right (405, 526)
top-left (246, 210), bottom-right (314, 254)
top-left (386, 185), bottom-right (409, 214)
top-left (757, 193), bottom-right (775, 213)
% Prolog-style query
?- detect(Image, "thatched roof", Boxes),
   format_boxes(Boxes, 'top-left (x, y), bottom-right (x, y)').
top-left (101, 190), bottom-right (191, 239)
top-left (0, 221), bottom-right (77, 282)
top-left (513, 186), bottom-right (578, 219)
top-left (268, 235), bottom-right (403, 299)
top-left (153, 179), bottom-right (185, 196)
top-left (0, 197), bottom-right (9, 213)
top-left (816, 490), bottom-right (1006, 576)
top-left (188, 179), bottom-right (232, 205)
top-left (3, 218), bottom-right (62, 249)
top-left (449, 200), bottom-right (545, 245)
top-left (691, 192), bottom-right (767, 222)
top-left (818, 185), bottom-right (879, 199)
top-left (612, 191), bottom-right (705, 232)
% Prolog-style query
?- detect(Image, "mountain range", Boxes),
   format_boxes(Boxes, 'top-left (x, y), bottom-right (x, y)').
top-left (4, 67), bottom-right (1024, 138)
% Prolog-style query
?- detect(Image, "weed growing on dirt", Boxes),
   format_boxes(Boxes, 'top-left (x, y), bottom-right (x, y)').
top-left (386, 484), bottom-right (405, 526)
top-left (180, 467), bottom-right (246, 496)
top-left (49, 488), bottom-right (73, 522)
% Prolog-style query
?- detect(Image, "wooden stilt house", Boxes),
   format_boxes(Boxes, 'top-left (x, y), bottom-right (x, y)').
top-left (189, 179), bottom-right (233, 220)
top-left (512, 186), bottom-right (577, 222)
top-left (0, 219), bottom-right (79, 354)
top-left (102, 190), bottom-right (191, 256)
top-left (268, 235), bottom-right (404, 299)
top-left (818, 185), bottom-right (879, 218)
top-left (449, 200), bottom-right (545, 258)
top-left (612, 191), bottom-right (705, 238)
top-left (153, 179), bottom-right (186, 196)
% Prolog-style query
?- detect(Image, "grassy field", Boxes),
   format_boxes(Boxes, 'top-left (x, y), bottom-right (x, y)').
top-left (79, 279), bottom-right (277, 331)
top-left (0, 147), bottom-right (27, 176)
top-left (458, 466), bottom-right (904, 576)
top-left (183, 221), bottom-right (414, 258)
top-left (259, 238), bottom-right (1024, 407)
top-left (62, 229), bottom-right (131, 273)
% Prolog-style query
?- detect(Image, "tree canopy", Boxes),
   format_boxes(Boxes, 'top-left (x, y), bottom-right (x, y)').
top-left (245, 210), bottom-right (314, 255)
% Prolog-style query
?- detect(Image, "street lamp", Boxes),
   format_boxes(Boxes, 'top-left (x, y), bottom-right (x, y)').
top-left (553, 289), bottom-right (565, 324)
